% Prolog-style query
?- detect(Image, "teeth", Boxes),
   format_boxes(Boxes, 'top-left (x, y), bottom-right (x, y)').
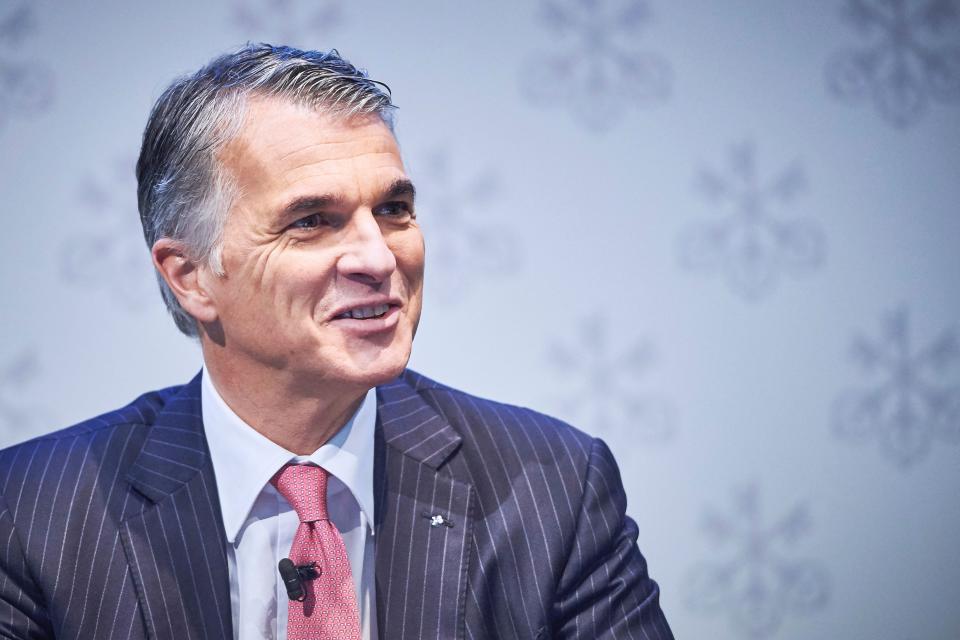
top-left (340, 304), bottom-right (390, 320)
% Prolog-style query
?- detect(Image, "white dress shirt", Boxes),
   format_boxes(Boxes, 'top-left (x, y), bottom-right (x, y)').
top-left (201, 369), bottom-right (378, 640)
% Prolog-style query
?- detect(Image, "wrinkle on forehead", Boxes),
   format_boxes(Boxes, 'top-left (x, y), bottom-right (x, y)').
top-left (217, 97), bottom-right (404, 215)
top-left (274, 131), bottom-right (400, 166)
top-left (280, 151), bottom-right (404, 194)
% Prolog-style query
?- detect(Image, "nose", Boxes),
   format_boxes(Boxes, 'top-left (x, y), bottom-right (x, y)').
top-left (336, 212), bottom-right (397, 284)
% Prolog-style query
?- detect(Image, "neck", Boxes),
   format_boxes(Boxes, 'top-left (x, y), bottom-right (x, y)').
top-left (202, 350), bottom-right (367, 456)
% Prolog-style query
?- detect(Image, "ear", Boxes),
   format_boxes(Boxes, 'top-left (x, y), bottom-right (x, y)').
top-left (152, 238), bottom-right (219, 325)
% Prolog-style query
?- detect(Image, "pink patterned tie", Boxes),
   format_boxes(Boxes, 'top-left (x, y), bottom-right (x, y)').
top-left (271, 464), bottom-right (362, 640)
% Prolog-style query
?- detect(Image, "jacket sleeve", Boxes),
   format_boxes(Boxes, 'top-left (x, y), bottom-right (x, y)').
top-left (0, 493), bottom-right (54, 639)
top-left (551, 438), bottom-right (674, 640)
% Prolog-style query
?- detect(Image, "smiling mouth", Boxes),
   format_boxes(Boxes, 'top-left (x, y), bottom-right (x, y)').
top-left (334, 303), bottom-right (393, 320)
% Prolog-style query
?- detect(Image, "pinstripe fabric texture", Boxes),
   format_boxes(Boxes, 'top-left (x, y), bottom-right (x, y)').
top-left (374, 371), bottom-right (673, 640)
top-left (0, 376), bottom-right (231, 639)
top-left (0, 369), bottom-right (671, 639)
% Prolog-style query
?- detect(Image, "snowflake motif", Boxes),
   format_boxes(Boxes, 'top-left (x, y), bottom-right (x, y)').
top-left (0, 3), bottom-right (54, 130)
top-left (826, 0), bottom-right (960, 128)
top-left (60, 156), bottom-right (157, 310)
top-left (231, 0), bottom-right (342, 46)
top-left (547, 314), bottom-right (674, 440)
top-left (677, 141), bottom-right (825, 301)
top-left (683, 483), bottom-right (830, 639)
top-left (415, 149), bottom-right (521, 304)
top-left (522, 0), bottom-right (671, 130)
top-left (0, 350), bottom-right (47, 437)
top-left (833, 307), bottom-right (960, 467)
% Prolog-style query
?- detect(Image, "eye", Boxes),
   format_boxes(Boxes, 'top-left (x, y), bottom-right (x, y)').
top-left (375, 201), bottom-right (414, 220)
top-left (288, 213), bottom-right (326, 230)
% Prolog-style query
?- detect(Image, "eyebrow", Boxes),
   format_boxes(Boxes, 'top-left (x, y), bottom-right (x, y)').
top-left (281, 194), bottom-right (346, 218)
top-left (279, 178), bottom-right (416, 219)
top-left (383, 178), bottom-right (416, 203)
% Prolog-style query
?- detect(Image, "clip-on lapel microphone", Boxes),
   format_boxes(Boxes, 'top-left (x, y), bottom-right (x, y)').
top-left (278, 558), bottom-right (320, 602)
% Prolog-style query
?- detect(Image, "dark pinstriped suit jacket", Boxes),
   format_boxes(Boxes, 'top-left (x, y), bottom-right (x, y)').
top-left (0, 369), bottom-right (672, 639)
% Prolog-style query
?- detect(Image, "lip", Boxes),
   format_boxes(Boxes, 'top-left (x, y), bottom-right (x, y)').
top-left (329, 297), bottom-right (403, 321)
top-left (328, 300), bottom-right (402, 335)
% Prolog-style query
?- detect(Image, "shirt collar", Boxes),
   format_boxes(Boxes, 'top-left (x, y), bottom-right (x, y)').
top-left (201, 367), bottom-right (377, 543)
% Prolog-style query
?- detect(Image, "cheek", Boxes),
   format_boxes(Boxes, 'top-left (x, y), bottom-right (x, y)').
top-left (273, 254), bottom-right (342, 320)
top-left (391, 233), bottom-right (426, 283)
top-left (223, 245), bottom-right (337, 320)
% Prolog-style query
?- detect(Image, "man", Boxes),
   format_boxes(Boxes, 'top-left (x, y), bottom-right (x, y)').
top-left (0, 44), bottom-right (673, 639)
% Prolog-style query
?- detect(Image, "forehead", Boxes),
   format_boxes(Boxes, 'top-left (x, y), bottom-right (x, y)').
top-left (218, 97), bottom-right (405, 200)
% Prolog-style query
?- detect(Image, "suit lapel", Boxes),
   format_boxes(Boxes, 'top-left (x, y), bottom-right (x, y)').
top-left (375, 374), bottom-right (474, 640)
top-left (119, 375), bottom-right (232, 640)
top-left (115, 370), bottom-right (470, 639)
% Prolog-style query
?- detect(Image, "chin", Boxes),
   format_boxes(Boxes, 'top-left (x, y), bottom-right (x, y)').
top-left (366, 361), bottom-right (407, 386)
top-left (340, 344), bottom-right (411, 388)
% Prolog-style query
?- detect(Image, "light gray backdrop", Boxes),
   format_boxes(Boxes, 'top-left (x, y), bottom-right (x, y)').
top-left (1, 1), bottom-right (959, 638)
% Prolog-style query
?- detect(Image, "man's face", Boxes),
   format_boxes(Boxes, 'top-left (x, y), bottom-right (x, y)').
top-left (200, 97), bottom-right (424, 389)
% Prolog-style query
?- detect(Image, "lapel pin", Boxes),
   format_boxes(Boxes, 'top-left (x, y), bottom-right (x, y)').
top-left (421, 511), bottom-right (454, 528)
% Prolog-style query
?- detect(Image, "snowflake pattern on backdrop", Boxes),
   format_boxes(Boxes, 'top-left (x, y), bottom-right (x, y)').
top-left (60, 156), bottom-right (157, 310)
top-left (677, 141), bottom-right (825, 301)
top-left (683, 483), bottom-right (830, 639)
top-left (0, 350), bottom-right (46, 437)
top-left (833, 307), bottom-right (960, 467)
top-left (547, 314), bottom-right (674, 440)
top-left (0, 3), bottom-right (54, 130)
top-left (826, 0), bottom-right (960, 128)
top-left (522, 0), bottom-right (671, 130)
top-left (231, 0), bottom-right (343, 46)
top-left (415, 149), bottom-right (521, 304)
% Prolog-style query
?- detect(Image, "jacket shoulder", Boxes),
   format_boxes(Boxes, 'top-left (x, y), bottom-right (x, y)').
top-left (0, 384), bottom-right (184, 496)
top-left (400, 369), bottom-right (597, 468)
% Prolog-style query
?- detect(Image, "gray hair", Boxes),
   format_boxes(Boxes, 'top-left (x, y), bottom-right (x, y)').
top-left (136, 43), bottom-right (396, 336)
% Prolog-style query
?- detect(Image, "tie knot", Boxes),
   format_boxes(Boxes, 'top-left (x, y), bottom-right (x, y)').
top-left (270, 464), bottom-right (329, 523)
